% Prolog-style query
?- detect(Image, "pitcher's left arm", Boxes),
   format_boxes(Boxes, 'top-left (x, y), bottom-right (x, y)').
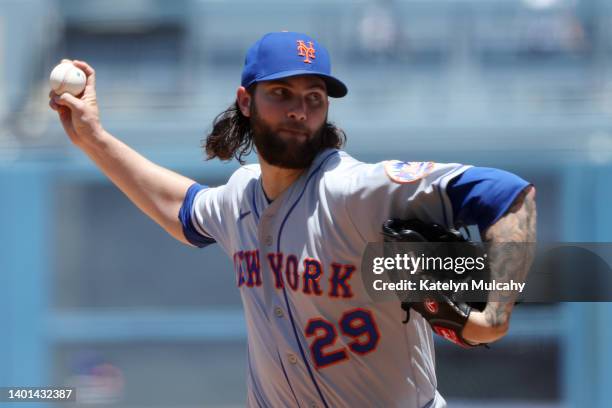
top-left (462, 185), bottom-right (537, 343)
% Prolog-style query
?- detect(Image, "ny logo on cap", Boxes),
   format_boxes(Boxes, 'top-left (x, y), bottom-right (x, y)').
top-left (297, 40), bottom-right (316, 64)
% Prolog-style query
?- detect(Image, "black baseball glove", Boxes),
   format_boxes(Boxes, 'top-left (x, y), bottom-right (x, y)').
top-left (381, 218), bottom-right (488, 348)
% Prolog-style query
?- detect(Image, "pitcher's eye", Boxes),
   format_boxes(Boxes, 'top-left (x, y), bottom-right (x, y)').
top-left (271, 88), bottom-right (288, 97)
top-left (308, 93), bottom-right (322, 102)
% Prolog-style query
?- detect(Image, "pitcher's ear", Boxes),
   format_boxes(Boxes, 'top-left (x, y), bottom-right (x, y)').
top-left (237, 86), bottom-right (251, 117)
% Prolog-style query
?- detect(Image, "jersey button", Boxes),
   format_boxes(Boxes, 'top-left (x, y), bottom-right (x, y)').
top-left (287, 353), bottom-right (298, 364)
top-left (309, 402), bottom-right (318, 408)
top-left (274, 307), bottom-right (284, 318)
top-left (264, 235), bottom-right (273, 246)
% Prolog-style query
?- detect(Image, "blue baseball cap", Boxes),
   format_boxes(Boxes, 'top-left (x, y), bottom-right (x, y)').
top-left (241, 31), bottom-right (348, 98)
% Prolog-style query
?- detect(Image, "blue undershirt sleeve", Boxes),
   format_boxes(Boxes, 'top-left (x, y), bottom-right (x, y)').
top-left (178, 183), bottom-right (217, 248)
top-left (446, 167), bottom-right (531, 231)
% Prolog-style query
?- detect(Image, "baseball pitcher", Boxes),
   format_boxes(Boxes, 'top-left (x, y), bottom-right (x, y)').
top-left (49, 32), bottom-right (537, 408)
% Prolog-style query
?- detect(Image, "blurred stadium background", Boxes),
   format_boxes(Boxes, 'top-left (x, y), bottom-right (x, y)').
top-left (1, 0), bottom-right (612, 407)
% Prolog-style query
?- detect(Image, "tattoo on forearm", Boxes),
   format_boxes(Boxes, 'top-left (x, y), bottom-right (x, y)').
top-left (483, 186), bottom-right (537, 327)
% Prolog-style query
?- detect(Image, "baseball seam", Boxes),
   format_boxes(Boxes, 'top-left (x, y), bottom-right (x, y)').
top-left (57, 65), bottom-right (80, 95)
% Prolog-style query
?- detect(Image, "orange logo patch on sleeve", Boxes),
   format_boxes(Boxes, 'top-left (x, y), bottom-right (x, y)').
top-left (384, 160), bottom-right (435, 184)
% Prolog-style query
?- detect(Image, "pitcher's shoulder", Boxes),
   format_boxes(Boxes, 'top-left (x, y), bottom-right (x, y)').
top-left (217, 163), bottom-right (261, 199)
top-left (227, 163), bottom-right (261, 184)
top-left (318, 151), bottom-right (374, 196)
top-left (320, 150), bottom-right (370, 176)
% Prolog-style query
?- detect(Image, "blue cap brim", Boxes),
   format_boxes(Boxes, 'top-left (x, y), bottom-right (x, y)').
top-left (254, 69), bottom-right (348, 98)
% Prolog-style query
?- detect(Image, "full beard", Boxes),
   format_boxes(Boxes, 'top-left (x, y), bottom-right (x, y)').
top-left (250, 113), bottom-right (326, 170)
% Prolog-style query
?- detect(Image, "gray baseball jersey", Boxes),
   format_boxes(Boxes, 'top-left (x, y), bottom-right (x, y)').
top-left (183, 148), bottom-right (470, 408)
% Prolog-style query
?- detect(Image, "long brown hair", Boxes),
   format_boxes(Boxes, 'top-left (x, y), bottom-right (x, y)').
top-left (203, 88), bottom-right (347, 164)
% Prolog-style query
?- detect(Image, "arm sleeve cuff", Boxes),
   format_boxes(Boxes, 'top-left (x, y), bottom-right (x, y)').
top-left (178, 183), bottom-right (217, 248)
top-left (447, 167), bottom-right (531, 231)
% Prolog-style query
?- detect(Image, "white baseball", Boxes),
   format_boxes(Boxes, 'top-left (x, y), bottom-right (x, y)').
top-left (49, 62), bottom-right (86, 96)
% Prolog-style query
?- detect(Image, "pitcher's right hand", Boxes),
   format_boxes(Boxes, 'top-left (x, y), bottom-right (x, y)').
top-left (49, 59), bottom-right (104, 147)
